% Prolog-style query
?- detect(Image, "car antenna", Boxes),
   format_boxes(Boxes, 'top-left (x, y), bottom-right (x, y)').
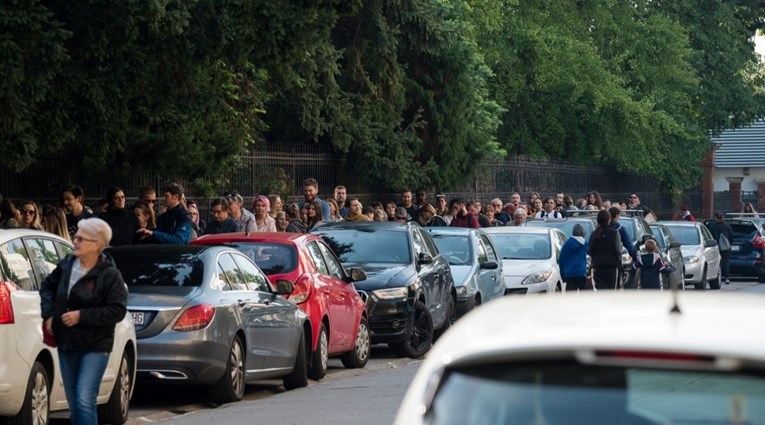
top-left (669, 274), bottom-right (681, 314)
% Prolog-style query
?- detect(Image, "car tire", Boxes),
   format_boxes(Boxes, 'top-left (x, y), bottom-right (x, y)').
top-left (283, 330), bottom-right (308, 390)
top-left (6, 361), bottom-right (50, 425)
top-left (341, 317), bottom-right (370, 369)
top-left (695, 267), bottom-right (707, 290)
top-left (308, 324), bottom-right (329, 380)
top-left (389, 301), bottom-right (433, 358)
top-left (97, 350), bottom-right (133, 425)
top-left (709, 267), bottom-right (721, 290)
top-left (758, 273), bottom-right (765, 283)
top-left (209, 335), bottom-right (245, 405)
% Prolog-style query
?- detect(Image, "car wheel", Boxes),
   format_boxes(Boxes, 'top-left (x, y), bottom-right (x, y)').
top-left (97, 350), bottom-right (133, 425)
top-left (283, 329), bottom-right (308, 390)
top-left (695, 267), bottom-right (707, 290)
top-left (389, 301), bottom-right (433, 358)
top-left (434, 295), bottom-right (456, 341)
top-left (341, 317), bottom-right (370, 369)
top-left (758, 273), bottom-right (765, 283)
top-left (6, 361), bottom-right (50, 425)
top-left (209, 335), bottom-right (245, 405)
top-left (308, 323), bottom-right (329, 380)
top-left (709, 267), bottom-right (722, 290)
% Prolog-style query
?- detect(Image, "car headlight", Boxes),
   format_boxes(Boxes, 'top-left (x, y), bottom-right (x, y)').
top-left (684, 256), bottom-right (700, 264)
top-left (371, 287), bottom-right (408, 300)
top-left (522, 270), bottom-right (553, 285)
top-left (456, 286), bottom-right (467, 295)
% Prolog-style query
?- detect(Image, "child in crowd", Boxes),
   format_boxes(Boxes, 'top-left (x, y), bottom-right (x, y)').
top-left (634, 239), bottom-right (674, 290)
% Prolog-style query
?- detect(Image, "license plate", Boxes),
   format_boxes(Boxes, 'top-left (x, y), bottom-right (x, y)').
top-left (731, 245), bottom-right (740, 252)
top-left (131, 312), bottom-right (145, 326)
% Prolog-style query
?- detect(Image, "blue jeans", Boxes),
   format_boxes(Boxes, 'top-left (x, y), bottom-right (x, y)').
top-left (58, 349), bottom-right (110, 425)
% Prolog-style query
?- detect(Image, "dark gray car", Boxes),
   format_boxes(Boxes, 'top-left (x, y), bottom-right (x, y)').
top-left (108, 245), bottom-right (309, 405)
top-left (649, 223), bottom-right (685, 289)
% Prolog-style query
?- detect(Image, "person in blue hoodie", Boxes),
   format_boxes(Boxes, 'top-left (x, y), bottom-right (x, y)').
top-left (559, 224), bottom-right (590, 291)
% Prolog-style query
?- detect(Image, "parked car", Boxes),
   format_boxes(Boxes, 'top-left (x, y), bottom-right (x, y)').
top-left (0, 229), bottom-right (136, 425)
top-left (395, 292), bottom-right (765, 425)
top-left (483, 227), bottom-right (568, 294)
top-left (718, 217), bottom-right (765, 282)
top-left (312, 221), bottom-right (456, 358)
top-left (648, 223), bottom-right (685, 289)
top-left (658, 221), bottom-right (722, 290)
top-left (426, 228), bottom-right (504, 316)
top-left (191, 232), bottom-right (370, 380)
top-left (108, 245), bottom-right (309, 405)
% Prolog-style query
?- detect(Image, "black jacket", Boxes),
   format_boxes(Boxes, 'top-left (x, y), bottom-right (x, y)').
top-left (39, 254), bottom-right (128, 352)
top-left (707, 220), bottom-right (733, 249)
top-left (100, 207), bottom-right (140, 246)
top-left (206, 217), bottom-right (239, 234)
top-left (588, 225), bottom-right (622, 268)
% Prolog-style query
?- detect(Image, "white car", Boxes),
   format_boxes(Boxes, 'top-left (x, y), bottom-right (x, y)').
top-left (484, 227), bottom-right (568, 294)
top-left (0, 229), bottom-right (136, 425)
top-left (395, 292), bottom-right (765, 425)
top-left (657, 221), bottom-right (722, 290)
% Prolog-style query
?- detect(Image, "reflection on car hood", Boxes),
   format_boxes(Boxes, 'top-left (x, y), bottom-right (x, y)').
top-left (449, 265), bottom-right (473, 287)
top-left (500, 259), bottom-right (552, 277)
top-left (680, 245), bottom-right (702, 257)
top-left (345, 263), bottom-right (414, 291)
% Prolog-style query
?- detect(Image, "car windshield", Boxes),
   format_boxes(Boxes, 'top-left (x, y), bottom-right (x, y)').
top-left (424, 361), bottom-right (765, 425)
top-left (430, 234), bottom-right (473, 265)
top-left (649, 226), bottom-right (667, 250)
top-left (221, 242), bottom-right (297, 275)
top-left (111, 251), bottom-right (204, 287)
top-left (490, 233), bottom-right (551, 260)
top-left (526, 220), bottom-right (593, 239)
top-left (316, 229), bottom-right (410, 265)
top-left (665, 226), bottom-right (700, 246)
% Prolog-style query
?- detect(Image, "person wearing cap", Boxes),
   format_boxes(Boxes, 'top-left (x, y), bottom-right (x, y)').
top-left (672, 205), bottom-right (695, 221)
top-left (252, 195), bottom-right (276, 232)
top-left (707, 211), bottom-right (733, 285)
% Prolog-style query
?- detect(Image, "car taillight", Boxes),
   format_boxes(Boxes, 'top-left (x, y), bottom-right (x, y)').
top-left (0, 281), bottom-right (16, 325)
top-left (172, 304), bottom-right (215, 331)
top-left (290, 274), bottom-right (313, 305)
top-left (752, 235), bottom-right (765, 250)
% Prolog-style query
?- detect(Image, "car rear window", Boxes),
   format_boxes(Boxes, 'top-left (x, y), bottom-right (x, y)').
top-left (730, 222), bottom-right (759, 240)
top-left (526, 220), bottom-right (594, 239)
top-left (111, 251), bottom-right (204, 287)
top-left (424, 361), bottom-right (765, 425)
top-left (221, 242), bottom-right (297, 275)
top-left (489, 233), bottom-right (551, 260)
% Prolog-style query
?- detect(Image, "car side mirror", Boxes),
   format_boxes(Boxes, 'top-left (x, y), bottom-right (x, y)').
top-left (418, 252), bottom-right (434, 264)
top-left (274, 279), bottom-right (294, 295)
top-left (704, 239), bottom-right (718, 248)
top-left (480, 261), bottom-right (498, 270)
top-left (348, 267), bottom-right (367, 282)
top-left (668, 241), bottom-right (681, 249)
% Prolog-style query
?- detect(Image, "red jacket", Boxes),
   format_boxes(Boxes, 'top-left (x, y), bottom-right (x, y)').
top-left (449, 212), bottom-right (480, 228)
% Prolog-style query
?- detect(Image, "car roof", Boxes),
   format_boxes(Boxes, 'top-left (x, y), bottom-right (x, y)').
top-left (0, 228), bottom-right (71, 245)
top-left (427, 293), bottom-right (765, 368)
top-left (193, 231), bottom-right (315, 245)
top-left (107, 244), bottom-right (208, 257)
top-left (483, 226), bottom-right (554, 235)
top-left (426, 227), bottom-right (484, 236)
top-left (655, 221), bottom-right (700, 228)
top-left (311, 221), bottom-right (409, 231)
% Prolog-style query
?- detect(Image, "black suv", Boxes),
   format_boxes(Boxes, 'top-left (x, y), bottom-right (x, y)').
top-left (312, 221), bottom-right (456, 358)
top-left (723, 218), bottom-right (765, 282)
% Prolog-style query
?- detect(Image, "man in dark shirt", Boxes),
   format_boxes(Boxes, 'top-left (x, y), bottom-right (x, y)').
top-left (707, 211), bottom-right (733, 285)
top-left (205, 198), bottom-right (239, 234)
top-left (589, 210), bottom-right (623, 290)
top-left (137, 183), bottom-right (193, 244)
top-left (61, 184), bottom-right (95, 240)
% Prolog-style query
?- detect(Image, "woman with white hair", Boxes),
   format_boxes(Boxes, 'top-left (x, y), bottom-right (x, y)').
top-left (39, 218), bottom-right (128, 425)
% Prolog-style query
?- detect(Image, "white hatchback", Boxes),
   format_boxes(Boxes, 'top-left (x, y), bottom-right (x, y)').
top-left (484, 226), bottom-right (568, 294)
top-left (395, 292), bottom-right (765, 425)
top-left (0, 229), bottom-right (136, 425)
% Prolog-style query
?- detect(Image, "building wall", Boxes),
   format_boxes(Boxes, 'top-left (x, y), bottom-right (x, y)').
top-left (713, 167), bottom-right (765, 192)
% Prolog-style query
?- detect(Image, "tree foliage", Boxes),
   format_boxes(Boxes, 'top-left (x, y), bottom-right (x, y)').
top-left (2, 0), bottom-right (765, 191)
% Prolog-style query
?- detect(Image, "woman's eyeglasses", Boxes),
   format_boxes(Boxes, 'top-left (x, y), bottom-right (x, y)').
top-left (22, 209), bottom-right (36, 216)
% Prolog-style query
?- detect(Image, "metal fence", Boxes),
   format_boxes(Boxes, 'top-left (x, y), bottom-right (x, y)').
top-left (2, 144), bottom-right (695, 220)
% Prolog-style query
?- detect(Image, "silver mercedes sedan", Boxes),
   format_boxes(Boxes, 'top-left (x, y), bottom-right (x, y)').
top-left (108, 245), bottom-right (309, 405)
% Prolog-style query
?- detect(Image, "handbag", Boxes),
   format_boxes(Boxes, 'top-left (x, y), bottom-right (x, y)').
top-left (42, 321), bottom-right (56, 348)
top-left (719, 233), bottom-right (731, 252)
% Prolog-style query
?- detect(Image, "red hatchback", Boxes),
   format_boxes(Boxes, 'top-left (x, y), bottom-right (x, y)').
top-left (192, 232), bottom-right (370, 379)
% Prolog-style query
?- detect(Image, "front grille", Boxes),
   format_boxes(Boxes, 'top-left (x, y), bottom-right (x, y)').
top-left (505, 288), bottom-right (528, 295)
